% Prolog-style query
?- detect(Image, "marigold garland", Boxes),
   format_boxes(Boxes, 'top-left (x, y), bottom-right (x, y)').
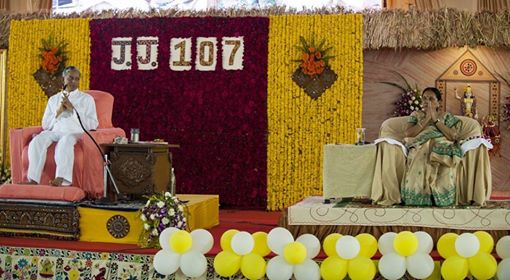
top-left (6, 19), bottom-right (90, 163)
top-left (267, 14), bottom-right (363, 210)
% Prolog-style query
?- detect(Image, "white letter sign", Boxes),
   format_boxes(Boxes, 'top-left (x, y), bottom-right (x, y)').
top-left (111, 37), bottom-right (132, 70)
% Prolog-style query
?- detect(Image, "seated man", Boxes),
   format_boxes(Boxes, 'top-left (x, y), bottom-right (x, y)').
top-left (27, 66), bottom-right (98, 186)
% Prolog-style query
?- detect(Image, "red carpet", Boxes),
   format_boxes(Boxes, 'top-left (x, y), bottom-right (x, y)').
top-left (0, 209), bottom-right (282, 256)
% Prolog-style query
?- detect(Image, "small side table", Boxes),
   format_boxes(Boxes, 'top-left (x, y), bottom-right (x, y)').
top-left (102, 143), bottom-right (180, 197)
top-left (323, 144), bottom-right (376, 202)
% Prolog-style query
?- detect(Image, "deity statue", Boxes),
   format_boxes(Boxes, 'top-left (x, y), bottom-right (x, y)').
top-left (455, 84), bottom-right (477, 119)
top-left (482, 115), bottom-right (501, 157)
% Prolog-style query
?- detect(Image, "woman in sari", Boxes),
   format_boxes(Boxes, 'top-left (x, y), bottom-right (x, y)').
top-left (401, 87), bottom-right (463, 206)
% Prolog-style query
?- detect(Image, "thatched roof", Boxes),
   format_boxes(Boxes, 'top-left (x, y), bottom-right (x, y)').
top-left (1, 8), bottom-right (509, 50)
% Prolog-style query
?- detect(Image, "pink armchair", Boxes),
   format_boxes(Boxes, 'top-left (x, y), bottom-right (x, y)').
top-left (7, 90), bottom-right (125, 200)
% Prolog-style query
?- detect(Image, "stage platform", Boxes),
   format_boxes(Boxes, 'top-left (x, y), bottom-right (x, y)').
top-left (0, 194), bottom-right (219, 244)
top-left (281, 196), bottom-right (510, 241)
top-left (0, 209), bottom-right (281, 280)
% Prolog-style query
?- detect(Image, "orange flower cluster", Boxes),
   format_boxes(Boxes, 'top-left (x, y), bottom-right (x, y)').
top-left (41, 48), bottom-right (64, 74)
top-left (301, 47), bottom-right (325, 76)
top-left (37, 36), bottom-right (68, 75)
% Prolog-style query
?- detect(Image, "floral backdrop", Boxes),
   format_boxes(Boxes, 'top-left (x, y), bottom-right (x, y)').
top-left (6, 15), bottom-right (363, 210)
top-left (89, 17), bottom-right (269, 207)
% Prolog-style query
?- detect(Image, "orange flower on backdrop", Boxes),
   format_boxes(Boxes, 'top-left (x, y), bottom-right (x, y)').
top-left (39, 35), bottom-right (68, 75)
top-left (296, 36), bottom-right (334, 77)
top-left (33, 35), bottom-right (69, 97)
top-left (292, 36), bottom-right (337, 100)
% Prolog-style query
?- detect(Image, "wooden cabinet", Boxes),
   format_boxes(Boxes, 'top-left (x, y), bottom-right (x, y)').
top-left (103, 143), bottom-right (177, 196)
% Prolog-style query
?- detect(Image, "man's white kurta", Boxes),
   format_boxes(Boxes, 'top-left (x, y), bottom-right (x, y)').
top-left (27, 89), bottom-right (98, 184)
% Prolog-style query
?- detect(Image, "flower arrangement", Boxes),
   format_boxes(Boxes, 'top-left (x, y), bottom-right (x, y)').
top-left (292, 35), bottom-right (338, 99)
top-left (295, 36), bottom-right (334, 77)
top-left (32, 34), bottom-right (69, 97)
top-left (139, 192), bottom-right (188, 248)
top-left (393, 88), bottom-right (423, 117)
top-left (38, 35), bottom-right (68, 75)
top-left (382, 72), bottom-right (422, 117)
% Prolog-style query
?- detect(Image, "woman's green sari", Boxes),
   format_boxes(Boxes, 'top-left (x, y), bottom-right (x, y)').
top-left (401, 111), bottom-right (463, 206)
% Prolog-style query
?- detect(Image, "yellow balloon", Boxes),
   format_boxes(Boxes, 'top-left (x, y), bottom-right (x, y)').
top-left (437, 233), bottom-right (459, 259)
top-left (347, 256), bottom-right (376, 280)
top-left (323, 233), bottom-right (342, 257)
top-left (283, 242), bottom-right (307, 265)
top-left (220, 229), bottom-right (239, 252)
top-left (252, 232), bottom-right (271, 256)
top-left (214, 251), bottom-right (241, 277)
top-left (468, 252), bottom-right (497, 280)
top-left (393, 231), bottom-right (418, 256)
top-left (169, 230), bottom-right (192, 253)
top-left (441, 256), bottom-right (468, 280)
top-left (474, 231), bottom-right (494, 253)
top-left (240, 253), bottom-right (266, 280)
top-left (320, 256), bottom-right (348, 280)
top-left (356, 233), bottom-right (378, 258)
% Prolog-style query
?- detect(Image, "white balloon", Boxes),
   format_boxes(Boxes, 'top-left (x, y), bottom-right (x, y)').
top-left (497, 258), bottom-right (510, 280)
top-left (455, 233), bottom-right (480, 258)
top-left (153, 249), bottom-right (180, 276)
top-left (335, 235), bottom-right (360, 260)
top-left (159, 227), bottom-right (178, 250)
top-left (296, 234), bottom-right (321, 259)
top-left (414, 231), bottom-right (433, 254)
top-left (179, 251), bottom-right (207, 278)
top-left (266, 255), bottom-right (293, 280)
top-left (267, 227), bottom-right (294, 255)
top-left (406, 253), bottom-right (434, 279)
top-left (293, 259), bottom-right (320, 280)
top-left (378, 253), bottom-right (406, 280)
top-left (231, 231), bottom-right (255, 256)
top-left (496, 236), bottom-right (510, 259)
top-left (190, 229), bottom-right (214, 254)
top-left (378, 232), bottom-right (397, 255)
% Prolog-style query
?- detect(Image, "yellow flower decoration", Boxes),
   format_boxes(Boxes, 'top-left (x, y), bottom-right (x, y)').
top-left (267, 14), bottom-right (363, 210)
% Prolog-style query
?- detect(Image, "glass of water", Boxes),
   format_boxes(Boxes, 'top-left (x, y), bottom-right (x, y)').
top-left (356, 128), bottom-right (366, 145)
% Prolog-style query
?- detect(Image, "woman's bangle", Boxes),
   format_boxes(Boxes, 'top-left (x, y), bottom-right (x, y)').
top-left (417, 122), bottom-right (423, 128)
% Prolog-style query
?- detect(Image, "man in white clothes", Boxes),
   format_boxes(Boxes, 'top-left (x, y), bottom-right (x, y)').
top-left (26, 66), bottom-right (98, 186)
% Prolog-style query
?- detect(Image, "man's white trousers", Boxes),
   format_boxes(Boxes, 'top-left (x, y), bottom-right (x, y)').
top-left (27, 131), bottom-right (82, 185)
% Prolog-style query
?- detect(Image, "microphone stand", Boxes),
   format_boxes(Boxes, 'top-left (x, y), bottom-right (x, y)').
top-left (63, 88), bottom-right (121, 204)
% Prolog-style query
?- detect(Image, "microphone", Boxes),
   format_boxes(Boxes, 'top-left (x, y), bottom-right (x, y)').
top-left (62, 84), bottom-right (69, 98)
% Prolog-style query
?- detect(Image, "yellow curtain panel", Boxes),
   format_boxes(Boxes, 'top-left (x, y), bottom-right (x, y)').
top-left (267, 14), bottom-right (363, 210)
top-left (6, 19), bottom-right (90, 162)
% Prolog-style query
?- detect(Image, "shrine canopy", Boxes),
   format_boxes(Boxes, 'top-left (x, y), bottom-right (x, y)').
top-left (435, 49), bottom-right (501, 124)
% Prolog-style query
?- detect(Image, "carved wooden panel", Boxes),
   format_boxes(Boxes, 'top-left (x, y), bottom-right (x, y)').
top-left (0, 202), bottom-right (79, 239)
top-left (106, 144), bottom-right (171, 195)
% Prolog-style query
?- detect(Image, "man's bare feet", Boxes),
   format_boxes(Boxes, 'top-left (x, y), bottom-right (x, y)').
top-left (49, 177), bottom-right (64, 186)
top-left (21, 180), bottom-right (37, 185)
